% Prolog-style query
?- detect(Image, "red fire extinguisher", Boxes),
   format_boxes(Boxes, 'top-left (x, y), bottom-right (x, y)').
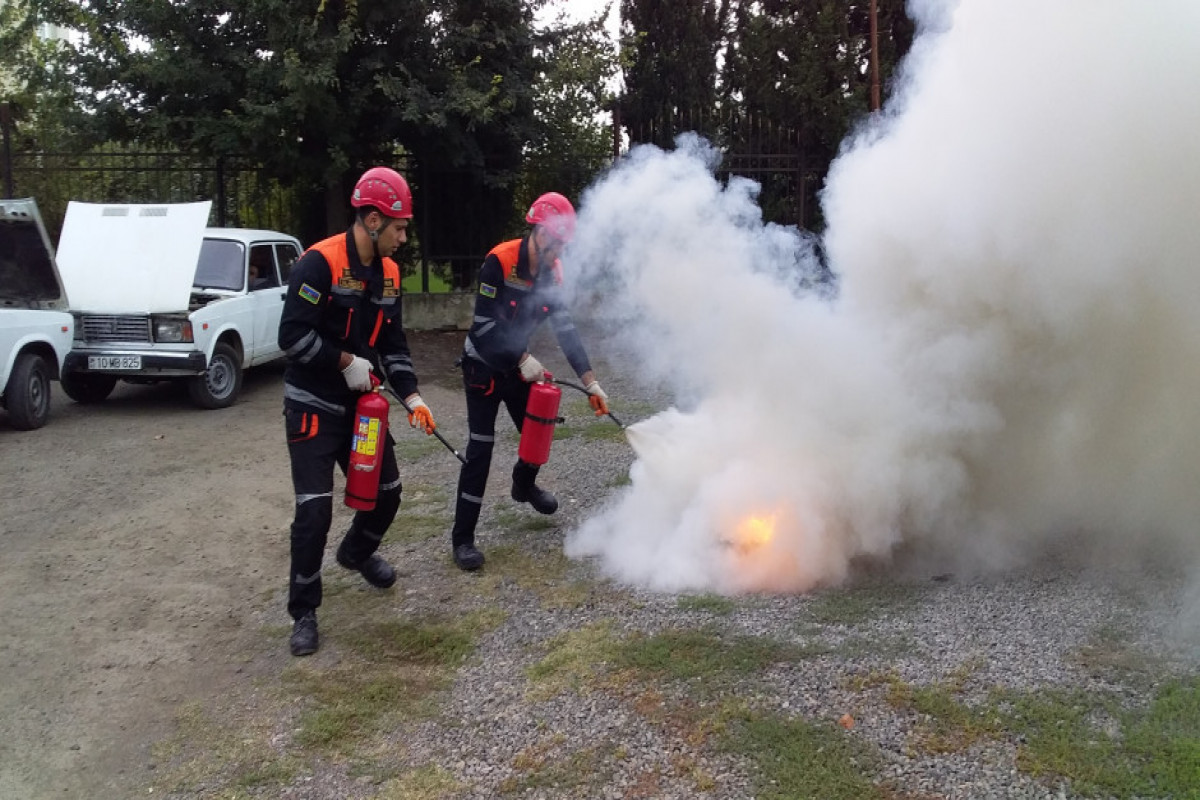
top-left (518, 373), bottom-right (562, 466)
top-left (345, 383), bottom-right (390, 511)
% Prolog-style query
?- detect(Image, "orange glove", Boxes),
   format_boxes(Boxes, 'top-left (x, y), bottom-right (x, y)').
top-left (585, 381), bottom-right (609, 416)
top-left (406, 395), bottom-right (436, 434)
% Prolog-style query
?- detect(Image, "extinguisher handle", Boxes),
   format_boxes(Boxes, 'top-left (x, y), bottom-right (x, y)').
top-left (369, 373), bottom-right (382, 389)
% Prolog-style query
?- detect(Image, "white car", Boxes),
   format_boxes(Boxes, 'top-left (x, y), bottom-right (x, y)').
top-left (0, 198), bottom-right (74, 430)
top-left (57, 200), bottom-right (303, 408)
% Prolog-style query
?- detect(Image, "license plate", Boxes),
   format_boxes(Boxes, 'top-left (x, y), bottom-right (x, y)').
top-left (88, 355), bottom-right (142, 370)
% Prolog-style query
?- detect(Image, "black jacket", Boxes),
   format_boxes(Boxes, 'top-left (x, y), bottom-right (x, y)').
top-left (464, 236), bottom-right (591, 377)
top-left (278, 230), bottom-right (419, 414)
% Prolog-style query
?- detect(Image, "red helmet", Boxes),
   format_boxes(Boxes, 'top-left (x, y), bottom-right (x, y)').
top-left (351, 166), bottom-right (413, 219)
top-left (525, 191), bottom-right (576, 243)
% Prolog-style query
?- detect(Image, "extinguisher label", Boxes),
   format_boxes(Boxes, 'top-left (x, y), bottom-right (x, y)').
top-left (352, 415), bottom-right (381, 459)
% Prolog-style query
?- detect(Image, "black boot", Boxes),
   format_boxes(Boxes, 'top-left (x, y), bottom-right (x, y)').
top-left (336, 537), bottom-right (397, 589)
top-left (290, 610), bottom-right (318, 656)
top-left (511, 460), bottom-right (559, 515)
top-left (453, 543), bottom-right (485, 571)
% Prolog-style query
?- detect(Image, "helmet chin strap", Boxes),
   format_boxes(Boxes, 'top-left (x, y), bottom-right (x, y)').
top-left (367, 220), bottom-right (382, 260)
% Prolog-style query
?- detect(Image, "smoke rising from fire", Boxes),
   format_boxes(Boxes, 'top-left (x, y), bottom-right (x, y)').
top-left (562, 0), bottom-right (1200, 595)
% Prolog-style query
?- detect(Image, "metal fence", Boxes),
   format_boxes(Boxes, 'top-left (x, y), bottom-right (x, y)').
top-left (1, 146), bottom-right (300, 243)
top-left (2, 111), bottom-right (816, 291)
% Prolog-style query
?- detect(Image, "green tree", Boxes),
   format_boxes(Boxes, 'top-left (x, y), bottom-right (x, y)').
top-left (722, 0), bottom-right (913, 227)
top-left (521, 2), bottom-right (618, 217)
top-left (24, 0), bottom-right (543, 256)
top-left (613, 0), bottom-right (912, 228)
top-left (618, 0), bottom-right (730, 146)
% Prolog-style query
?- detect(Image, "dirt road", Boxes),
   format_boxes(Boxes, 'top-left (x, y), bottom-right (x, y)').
top-left (0, 332), bottom-right (468, 798)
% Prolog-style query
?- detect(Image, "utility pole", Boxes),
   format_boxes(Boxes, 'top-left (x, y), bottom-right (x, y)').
top-left (869, 0), bottom-right (882, 111)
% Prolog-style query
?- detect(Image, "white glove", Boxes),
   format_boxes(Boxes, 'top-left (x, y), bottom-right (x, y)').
top-left (341, 355), bottom-right (374, 391)
top-left (518, 353), bottom-right (546, 383)
top-left (584, 380), bottom-right (608, 400)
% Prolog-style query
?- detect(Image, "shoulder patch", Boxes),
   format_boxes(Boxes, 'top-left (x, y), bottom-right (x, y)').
top-left (479, 282), bottom-right (497, 299)
top-left (298, 283), bottom-right (321, 304)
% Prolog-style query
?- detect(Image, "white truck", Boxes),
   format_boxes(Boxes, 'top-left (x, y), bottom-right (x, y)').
top-left (57, 200), bottom-right (303, 408)
top-left (0, 198), bottom-right (75, 430)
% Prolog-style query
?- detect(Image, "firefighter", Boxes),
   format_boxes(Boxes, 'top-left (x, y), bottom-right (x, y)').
top-left (279, 166), bottom-right (437, 656)
top-left (449, 191), bottom-right (610, 571)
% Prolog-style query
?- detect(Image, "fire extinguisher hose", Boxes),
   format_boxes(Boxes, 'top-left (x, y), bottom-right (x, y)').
top-left (552, 379), bottom-right (625, 429)
top-left (376, 382), bottom-right (468, 464)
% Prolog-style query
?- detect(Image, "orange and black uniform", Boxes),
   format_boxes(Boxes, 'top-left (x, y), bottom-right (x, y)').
top-left (278, 230), bottom-right (418, 620)
top-left (450, 237), bottom-right (592, 549)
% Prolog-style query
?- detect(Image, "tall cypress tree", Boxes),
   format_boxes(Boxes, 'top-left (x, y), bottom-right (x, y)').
top-left (618, 0), bottom-right (729, 146)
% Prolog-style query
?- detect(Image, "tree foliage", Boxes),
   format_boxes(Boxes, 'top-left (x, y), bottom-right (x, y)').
top-left (618, 0), bottom-right (729, 146)
top-left (521, 2), bottom-right (618, 217)
top-left (617, 0), bottom-right (914, 228)
top-left (19, 0), bottom-right (546, 252)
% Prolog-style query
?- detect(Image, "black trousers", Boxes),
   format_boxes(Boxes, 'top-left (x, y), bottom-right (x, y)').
top-left (284, 404), bottom-right (401, 619)
top-left (450, 357), bottom-right (540, 547)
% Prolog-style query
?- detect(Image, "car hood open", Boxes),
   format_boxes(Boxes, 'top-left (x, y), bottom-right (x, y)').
top-left (56, 200), bottom-right (212, 313)
top-left (0, 198), bottom-right (69, 310)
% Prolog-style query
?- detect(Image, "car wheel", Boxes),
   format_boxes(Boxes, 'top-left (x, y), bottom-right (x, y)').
top-left (188, 341), bottom-right (242, 409)
top-left (5, 352), bottom-right (52, 430)
top-left (61, 371), bottom-right (118, 404)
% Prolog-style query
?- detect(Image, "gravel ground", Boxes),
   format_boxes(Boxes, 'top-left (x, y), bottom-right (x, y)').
top-left (250, 323), bottom-right (1199, 800)
top-left (8, 323), bottom-right (1195, 799)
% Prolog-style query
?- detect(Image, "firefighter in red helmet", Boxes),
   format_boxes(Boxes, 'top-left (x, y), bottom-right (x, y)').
top-left (278, 165), bottom-right (437, 656)
top-left (448, 191), bottom-right (611, 571)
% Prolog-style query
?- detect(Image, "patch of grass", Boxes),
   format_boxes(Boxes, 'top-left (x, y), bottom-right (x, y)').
top-left (607, 471), bottom-right (632, 488)
top-left (469, 543), bottom-right (595, 609)
top-left (805, 581), bottom-right (925, 627)
top-left (1002, 677), bottom-right (1200, 799)
top-left (373, 764), bottom-right (462, 800)
top-left (1069, 624), bottom-right (1161, 683)
top-left (401, 270), bottom-right (453, 293)
top-left (494, 506), bottom-right (560, 533)
top-left (551, 423), bottom-right (579, 441)
top-left (526, 621), bottom-right (619, 700)
top-left (392, 433), bottom-right (449, 461)
top-left (676, 594), bottom-right (737, 615)
top-left (286, 669), bottom-right (440, 749)
top-left (150, 701), bottom-right (302, 794)
top-left (403, 483), bottom-right (453, 509)
top-left (498, 739), bottom-right (621, 795)
top-left (723, 709), bottom-right (886, 800)
top-left (612, 628), bottom-right (796, 684)
top-left (339, 619), bottom-right (477, 664)
top-left (284, 614), bottom-right (496, 752)
top-left (391, 510), bottom-right (451, 545)
top-left (581, 420), bottom-right (628, 442)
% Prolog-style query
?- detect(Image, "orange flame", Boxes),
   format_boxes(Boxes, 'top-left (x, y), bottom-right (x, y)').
top-left (731, 514), bottom-right (777, 554)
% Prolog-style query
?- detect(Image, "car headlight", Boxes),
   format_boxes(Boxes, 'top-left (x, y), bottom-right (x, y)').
top-left (153, 316), bottom-right (194, 343)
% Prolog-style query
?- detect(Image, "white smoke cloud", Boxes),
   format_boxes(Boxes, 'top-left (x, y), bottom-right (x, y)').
top-left (563, 0), bottom-right (1200, 594)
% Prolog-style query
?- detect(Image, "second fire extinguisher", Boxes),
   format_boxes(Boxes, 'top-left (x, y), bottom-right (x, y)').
top-left (345, 384), bottom-right (390, 511)
top-left (518, 375), bottom-right (562, 466)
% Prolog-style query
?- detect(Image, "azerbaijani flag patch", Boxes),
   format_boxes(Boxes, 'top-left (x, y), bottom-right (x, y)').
top-left (479, 282), bottom-right (497, 299)
top-left (298, 283), bottom-right (321, 304)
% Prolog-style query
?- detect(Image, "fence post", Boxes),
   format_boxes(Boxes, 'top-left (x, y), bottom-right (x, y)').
top-left (215, 156), bottom-right (227, 226)
top-left (1, 102), bottom-right (13, 199)
top-left (420, 160), bottom-right (429, 293)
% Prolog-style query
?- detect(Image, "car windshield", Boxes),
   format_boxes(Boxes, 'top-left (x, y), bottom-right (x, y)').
top-left (193, 238), bottom-right (246, 290)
